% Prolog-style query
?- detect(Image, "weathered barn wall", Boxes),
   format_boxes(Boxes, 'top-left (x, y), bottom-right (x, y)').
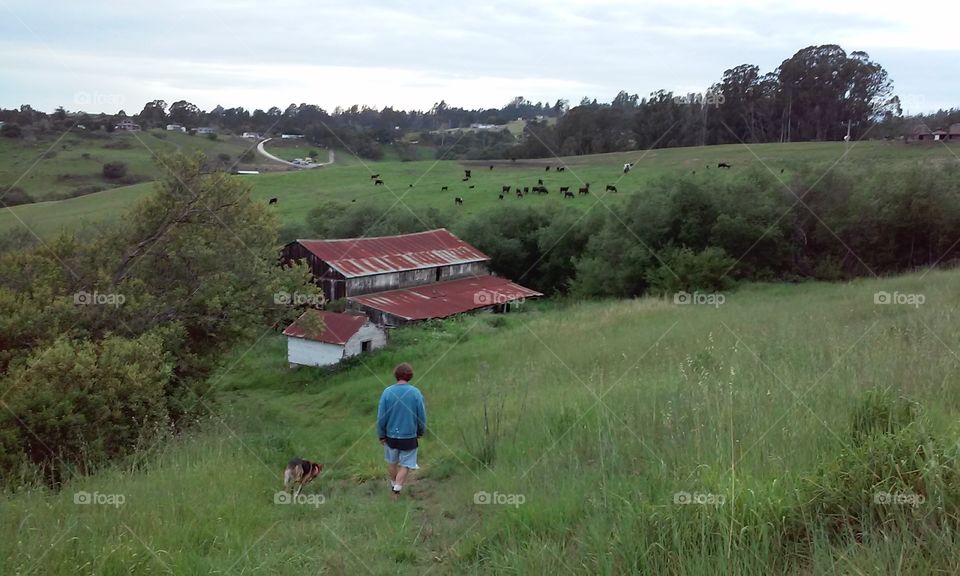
top-left (287, 337), bottom-right (344, 367)
top-left (344, 323), bottom-right (388, 357)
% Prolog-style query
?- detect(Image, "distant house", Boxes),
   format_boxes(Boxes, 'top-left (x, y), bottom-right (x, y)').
top-left (195, 127), bottom-right (216, 135)
top-left (115, 119), bottom-right (141, 131)
top-left (166, 124), bottom-right (186, 132)
top-left (283, 310), bottom-right (387, 367)
top-left (281, 133), bottom-right (305, 139)
top-left (242, 132), bottom-right (260, 139)
top-left (949, 123), bottom-right (960, 142)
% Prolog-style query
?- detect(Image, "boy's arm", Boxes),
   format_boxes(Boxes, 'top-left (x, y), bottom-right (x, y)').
top-left (416, 393), bottom-right (426, 437)
top-left (376, 391), bottom-right (388, 439)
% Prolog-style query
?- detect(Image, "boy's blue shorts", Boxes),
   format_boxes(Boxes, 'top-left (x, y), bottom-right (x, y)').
top-left (384, 445), bottom-right (419, 469)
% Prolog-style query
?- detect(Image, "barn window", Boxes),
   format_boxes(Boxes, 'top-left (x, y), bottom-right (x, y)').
top-left (361, 340), bottom-right (372, 352)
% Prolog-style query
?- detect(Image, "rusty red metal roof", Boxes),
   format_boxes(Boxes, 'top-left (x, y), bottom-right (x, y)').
top-left (295, 229), bottom-right (489, 278)
top-left (348, 275), bottom-right (542, 321)
top-left (283, 310), bottom-right (368, 345)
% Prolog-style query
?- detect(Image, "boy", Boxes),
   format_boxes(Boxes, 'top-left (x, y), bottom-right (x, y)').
top-left (377, 362), bottom-right (426, 497)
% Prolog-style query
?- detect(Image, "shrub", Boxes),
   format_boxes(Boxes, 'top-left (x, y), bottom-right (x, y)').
top-left (81, 152), bottom-right (91, 160)
top-left (206, 132), bottom-right (218, 141)
top-left (102, 161), bottom-right (128, 179)
top-left (217, 152), bottom-right (231, 163)
top-left (2, 187), bottom-right (34, 207)
top-left (1, 123), bottom-right (22, 138)
top-left (239, 150), bottom-right (255, 163)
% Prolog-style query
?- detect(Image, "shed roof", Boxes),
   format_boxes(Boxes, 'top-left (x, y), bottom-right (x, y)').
top-left (283, 310), bottom-right (368, 345)
top-left (292, 229), bottom-right (489, 278)
top-left (348, 275), bottom-right (542, 321)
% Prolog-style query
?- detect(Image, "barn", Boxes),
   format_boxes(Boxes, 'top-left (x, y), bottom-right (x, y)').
top-left (283, 310), bottom-right (387, 367)
top-left (281, 229), bottom-right (492, 301)
top-left (281, 229), bottom-right (542, 326)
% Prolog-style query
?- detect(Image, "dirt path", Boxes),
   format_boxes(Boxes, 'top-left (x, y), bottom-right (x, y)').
top-left (256, 138), bottom-right (335, 168)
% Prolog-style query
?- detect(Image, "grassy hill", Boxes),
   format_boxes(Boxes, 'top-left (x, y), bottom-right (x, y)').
top-left (0, 129), bottom-right (268, 203)
top-left (3, 270), bottom-right (959, 574)
top-left (3, 140), bottom-right (958, 241)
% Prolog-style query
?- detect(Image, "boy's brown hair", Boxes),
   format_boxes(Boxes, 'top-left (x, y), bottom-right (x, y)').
top-left (394, 362), bottom-right (414, 382)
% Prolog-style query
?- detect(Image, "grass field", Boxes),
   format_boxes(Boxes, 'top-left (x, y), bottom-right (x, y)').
top-left (3, 140), bottom-right (959, 241)
top-left (3, 269), bottom-right (959, 574)
top-left (0, 129), bottom-right (267, 202)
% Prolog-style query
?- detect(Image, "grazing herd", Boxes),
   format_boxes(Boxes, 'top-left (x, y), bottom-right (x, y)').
top-left (267, 159), bottom-right (746, 208)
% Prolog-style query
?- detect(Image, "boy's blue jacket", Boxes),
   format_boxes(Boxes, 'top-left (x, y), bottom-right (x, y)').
top-left (377, 383), bottom-right (426, 439)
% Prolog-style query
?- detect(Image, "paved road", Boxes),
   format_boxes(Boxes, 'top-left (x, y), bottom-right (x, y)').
top-left (255, 138), bottom-right (334, 168)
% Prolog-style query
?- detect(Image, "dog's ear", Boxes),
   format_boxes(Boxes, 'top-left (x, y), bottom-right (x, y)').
top-left (313, 463), bottom-right (323, 475)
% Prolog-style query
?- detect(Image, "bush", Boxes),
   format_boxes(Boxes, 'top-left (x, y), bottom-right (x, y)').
top-left (239, 150), bottom-right (255, 163)
top-left (81, 152), bottom-right (91, 160)
top-left (206, 133), bottom-right (218, 140)
top-left (2, 187), bottom-right (34, 207)
top-left (1, 123), bottom-right (22, 138)
top-left (102, 161), bottom-right (128, 179)
top-left (217, 152), bottom-right (231, 163)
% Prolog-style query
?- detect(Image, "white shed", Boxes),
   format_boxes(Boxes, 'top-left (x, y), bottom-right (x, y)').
top-left (283, 310), bottom-right (387, 368)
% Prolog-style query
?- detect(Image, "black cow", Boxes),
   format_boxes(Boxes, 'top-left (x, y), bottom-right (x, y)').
top-left (374, 179), bottom-right (385, 185)
top-left (559, 186), bottom-right (570, 194)
top-left (545, 165), bottom-right (551, 172)
top-left (370, 173), bottom-right (380, 179)
top-left (441, 186), bottom-right (448, 191)
top-left (516, 189), bottom-right (524, 198)
top-left (564, 191), bottom-right (575, 199)
top-left (489, 165), bottom-right (494, 170)
top-left (538, 178), bottom-right (544, 185)
top-left (409, 183), bottom-right (413, 187)
top-left (498, 193), bottom-right (504, 200)
top-left (455, 197), bottom-right (464, 205)
top-left (533, 186), bottom-right (548, 194)
top-left (469, 184), bottom-right (475, 189)
top-left (268, 197), bottom-right (278, 205)
top-left (464, 169), bottom-right (472, 178)
top-left (556, 166), bottom-right (565, 172)
top-left (523, 187), bottom-right (529, 194)
top-left (780, 168), bottom-right (784, 174)
top-left (605, 184), bottom-right (617, 193)
top-left (717, 162), bottom-right (731, 169)
top-left (578, 184), bottom-right (590, 195)
top-left (502, 185), bottom-right (511, 193)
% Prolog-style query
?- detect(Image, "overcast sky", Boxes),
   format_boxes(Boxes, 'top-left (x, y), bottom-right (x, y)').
top-left (1, 0), bottom-right (957, 115)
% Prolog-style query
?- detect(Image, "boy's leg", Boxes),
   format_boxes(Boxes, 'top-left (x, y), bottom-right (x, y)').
top-left (388, 463), bottom-right (398, 483)
top-left (395, 466), bottom-right (410, 488)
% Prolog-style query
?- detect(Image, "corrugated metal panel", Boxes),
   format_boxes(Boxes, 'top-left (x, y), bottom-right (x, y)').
top-left (348, 276), bottom-right (543, 321)
top-left (282, 310), bottom-right (367, 345)
top-left (295, 229), bottom-right (490, 278)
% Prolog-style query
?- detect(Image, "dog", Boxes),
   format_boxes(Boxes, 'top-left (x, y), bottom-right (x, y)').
top-left (283, 458), bottom-right (323, 496)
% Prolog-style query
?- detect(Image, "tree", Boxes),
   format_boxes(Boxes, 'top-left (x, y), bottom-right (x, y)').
top-left (137, 99), bottom-right (168, 128)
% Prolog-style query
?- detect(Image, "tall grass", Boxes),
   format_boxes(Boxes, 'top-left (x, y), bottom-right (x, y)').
top-left (3, 272), bottom-right (960, 573)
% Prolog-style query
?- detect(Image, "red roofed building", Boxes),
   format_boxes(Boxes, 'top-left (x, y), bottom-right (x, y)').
top-left (281, 229), bottom-right (541, 326)
top-left (283, 310), bottom-right (387, 367)
top-left (281, 229), bottom-right (491, 300)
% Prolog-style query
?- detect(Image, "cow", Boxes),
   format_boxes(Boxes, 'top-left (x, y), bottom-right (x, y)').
top-left (523, 187), bottom-right (529, 194)
top-left (409, 183), bottom-right (414, 187)
top-left (545, 165), bottom-right (551, 172)
top-left (533, 186), bottom-right (548, 194)
top-left (498, 193), bottom-right (504, 200)
top-left (717, 162), bottom-right (731, 169)
top-left (605, 184), bottom-right (617, 193)
top-left (370, 173), bottom-right (380, 179)
top-left (489, 165), bottom-right (494, 170)
top-left (502, 185), bottom-right (511, 194)
top-left (559, 186), bottom-right (570, 194)
top-left (469, 184), bottom-right (475, 189)
top-left (441, 186), bottom-right (448, 191)
top-left (462, 177), bottom-right (470, 182)
top-left (538, 178), bottom-right (544, 185)
top-left (268, 197), bottom-right (278, 205)
top-left (578, 184), bottom-right (590, 195)
top-left (564, 190), bottom-right (575, 199)
top-left (464, 169), bottom-right (472, 178)
top-left (623, 163), bottom-right (633, 173)
top-left (556, 166), bottom-right (565, 172)
top-left (374, 179), bottom-right (384, 185)
top-left (780, 168), bottom-right (784, 174)
top-left (455, 197), bottom-right (464, 205)
top-left (516, 189), bottom-right (524, 198)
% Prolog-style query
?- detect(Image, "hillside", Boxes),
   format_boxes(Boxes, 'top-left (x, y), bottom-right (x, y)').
top-left (3, 270), bottom-right (959, 574)
top-left (3, 140), bottom-right (958, 240)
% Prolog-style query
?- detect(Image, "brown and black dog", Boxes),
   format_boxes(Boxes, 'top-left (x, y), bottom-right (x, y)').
top-left (283, 458), bottom-right (323, 496)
